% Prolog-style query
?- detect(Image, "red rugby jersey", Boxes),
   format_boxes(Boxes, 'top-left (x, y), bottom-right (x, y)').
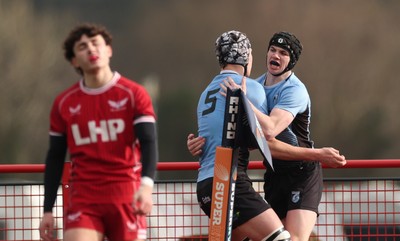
top-left (49, 72), bottom-right (156, 203)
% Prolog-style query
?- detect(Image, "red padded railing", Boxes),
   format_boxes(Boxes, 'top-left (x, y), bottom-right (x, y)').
top-left (1, 160), bottom-right (399, 241)
top-left (1, 159), bottom-right (400, 173)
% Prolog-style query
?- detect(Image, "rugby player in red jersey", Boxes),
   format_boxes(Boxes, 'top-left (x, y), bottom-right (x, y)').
top-left (39, 23), bottom-right (158, 241)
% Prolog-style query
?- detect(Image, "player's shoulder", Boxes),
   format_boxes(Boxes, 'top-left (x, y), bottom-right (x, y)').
top-left (117, 75), bottom-right (136, 85)
top-left (283, 74), bottom-right (309, 101)
top-left (246, 77), bottom-right (264, 92)
top-left (54, 82), bottom-right (80, 101)
top-left (287, 73), bottom-right (305, 87)
top-left (116, 75), bottom-right (147, 91)
top-left (246, 76), bottom-right (263, 86)
top-left (116, 74), bottom-right (153, 103)
top-left (279, 73), bottom-right (306, 95)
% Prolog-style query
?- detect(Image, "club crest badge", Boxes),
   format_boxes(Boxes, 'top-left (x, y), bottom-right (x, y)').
top-left (291, 191), bottom-right (300, 203)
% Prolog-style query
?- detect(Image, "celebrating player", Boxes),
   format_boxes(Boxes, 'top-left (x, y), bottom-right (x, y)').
top-left (195, 30), bottom-right (292, 241)
top-left (187, 30), bottom-right (346, 241)
top-left (220, 31), bottom-right (346, 241)
top-left (39, 23), bottom-right (158, 241)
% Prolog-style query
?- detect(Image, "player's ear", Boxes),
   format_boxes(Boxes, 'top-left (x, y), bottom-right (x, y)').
top-left (71, 57), bottom-right (79, 68)
top-left (107, 45), bottom-right (113, 58)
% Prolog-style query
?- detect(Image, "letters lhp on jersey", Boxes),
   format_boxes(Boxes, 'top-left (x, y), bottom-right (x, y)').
top-left (72, 119), bottom-right (125, 145)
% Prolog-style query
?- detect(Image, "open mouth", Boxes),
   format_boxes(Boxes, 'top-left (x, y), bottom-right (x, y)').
top-left (270, 60), bottom-right (280, 66)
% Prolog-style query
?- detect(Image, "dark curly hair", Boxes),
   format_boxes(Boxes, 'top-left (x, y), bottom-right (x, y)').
top-left (63, 23), bottom-right (113, 63)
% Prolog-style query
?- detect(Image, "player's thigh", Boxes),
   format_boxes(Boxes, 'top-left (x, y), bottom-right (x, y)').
top-left (234, 208), bottom-right (284, 241)
top-left (64, 228), bottom-right (103, 241)
top-left (231, 229), bottom-right (247, 241)
top-left (285, 209), bottom-right (317, 241)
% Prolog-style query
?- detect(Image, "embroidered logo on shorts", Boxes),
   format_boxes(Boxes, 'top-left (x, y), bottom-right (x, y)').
top-left (202, 196), bottom-right (211, 204)
top-left (127, 221), bottom-right (138, 232)
top-left (67, 211), bottom-right (82, 222)
top-left (291, 191), bottom-right (300, 203)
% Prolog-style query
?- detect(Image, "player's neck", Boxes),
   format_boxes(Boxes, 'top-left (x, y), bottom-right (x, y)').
top-left (223, 64), bottom-right (246, 76)
top-left (265, 70), bottom-right (291, 86)
top-left (83, 67), bottom-right (114, 88)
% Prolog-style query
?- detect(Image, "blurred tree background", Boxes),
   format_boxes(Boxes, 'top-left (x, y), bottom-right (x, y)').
top-left (1, 0), bottom-right (399, 180)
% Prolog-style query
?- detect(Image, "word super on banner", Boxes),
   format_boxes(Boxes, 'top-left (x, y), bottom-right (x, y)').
top-left (209, 146), bottom-right (236, 241)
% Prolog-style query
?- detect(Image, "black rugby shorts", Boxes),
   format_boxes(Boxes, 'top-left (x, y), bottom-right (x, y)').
top-left (197, 173), bottom-right (271, 229)
top-left (263, 161), bottom-right (323, 219)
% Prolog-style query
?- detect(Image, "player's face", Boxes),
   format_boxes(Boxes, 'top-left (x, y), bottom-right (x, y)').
top-left (266, 45), bottom-right (290, 75)
top-left (71, 34), bottom-right (112, 74)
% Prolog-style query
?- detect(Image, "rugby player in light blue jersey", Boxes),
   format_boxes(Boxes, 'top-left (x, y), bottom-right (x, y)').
top-left (222, 31), bottom-right (346, 241)
top-left (196, 45), bottom-right (267, 183)
top-left (188, 30), bottom-right (347, 241)
top-left (194, 30), bottom-right (292, 241)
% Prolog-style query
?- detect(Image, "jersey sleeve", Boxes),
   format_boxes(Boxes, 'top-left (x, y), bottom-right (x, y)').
top-left (133, 85), bottom-right (156, 125)
top-left (131, 83), bottom-right (158, 180)
top-left (49, 97), bottom-right (66, 136)
top-left (247, 81), bottom-right (268, 114)
top-left (275, 84), bottom-right (309, 117)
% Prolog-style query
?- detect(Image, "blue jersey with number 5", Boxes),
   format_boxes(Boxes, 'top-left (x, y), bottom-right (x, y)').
top-left (197, 70), bottom-right (267, 182)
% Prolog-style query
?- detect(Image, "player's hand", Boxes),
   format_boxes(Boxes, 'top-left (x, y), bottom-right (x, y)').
top-left (319, 148), bottom-right (347, 168)
top-left (241, 76), bottom-right (247, 94)
top-left (219, 76), bottom-right (245, 96)
top-left (187, 133), bottom-right (205, 156)
top-left (133, 183), bottom-right (153, 215)
top-left (39, 212), bottom-right (55, 241)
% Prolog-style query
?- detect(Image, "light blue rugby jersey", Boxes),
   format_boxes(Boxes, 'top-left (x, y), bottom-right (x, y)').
top-left (197, 70), bottom-right (267, 182)
top-left (255, 72), bottom-right (309, 116)
top-left (255, 72), bottom-right (314, 167)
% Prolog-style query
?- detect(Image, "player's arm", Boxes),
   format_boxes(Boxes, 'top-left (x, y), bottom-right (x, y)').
top-left (186, 134), bottom-right (346, 167)
top-left (222, 76), bottom-right (294, 140)
top-left (40, 135), bottom-right (67, 241)
top-left (253, 106), bottom-right (294, 140)
top-left (134, 122), bottom-right (158, 215)
top-left (43, 135), bottom-right (67, 212)
top-left (269, 138), bottom-right (346, 167)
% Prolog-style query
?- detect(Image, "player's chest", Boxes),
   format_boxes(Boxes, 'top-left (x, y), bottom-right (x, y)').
top-left (60, 93), bottom-right (134, 124)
